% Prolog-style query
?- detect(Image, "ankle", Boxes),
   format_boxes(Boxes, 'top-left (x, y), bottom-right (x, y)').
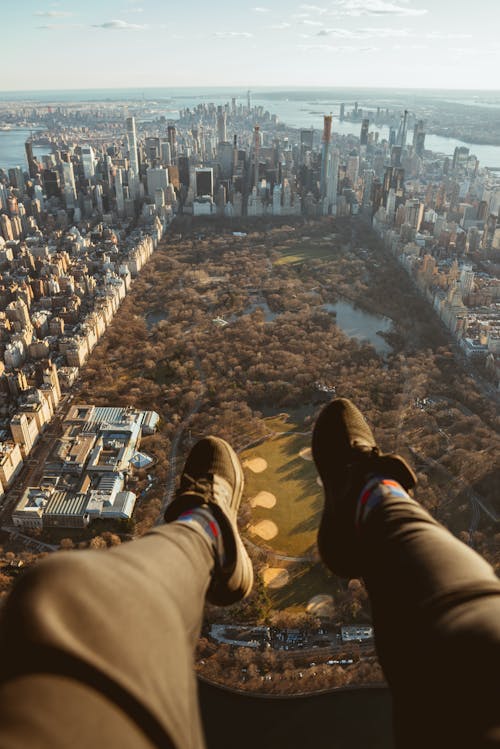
top-left (175, 506), bottom-right (226, 565)
top-left (355, 477), bottom-right (411, 530)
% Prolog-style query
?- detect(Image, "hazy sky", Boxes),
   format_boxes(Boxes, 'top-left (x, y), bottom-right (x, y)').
top-left (3, 0), bottom-right (500, 91)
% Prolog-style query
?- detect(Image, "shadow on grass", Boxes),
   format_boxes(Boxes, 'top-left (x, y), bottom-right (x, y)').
top-left (269, 563), bottom-right (341, 610)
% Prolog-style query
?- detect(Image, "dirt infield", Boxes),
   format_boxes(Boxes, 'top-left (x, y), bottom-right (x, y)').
top-left (249, 519), bottom-right (278, 541)
top-left (250, 491), bottom-right (277, 509)
top-left (306, 594), bottom-right (335, 618)
top-left (262, 567), bottom-right (290, 588)
top-left (243, 457), bottom-right (268, 473)
top-left (299, 447), bottom-right (313, 461)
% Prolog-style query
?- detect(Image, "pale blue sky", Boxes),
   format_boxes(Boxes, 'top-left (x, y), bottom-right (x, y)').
top-left (2, 0), bottom-right (500, 91)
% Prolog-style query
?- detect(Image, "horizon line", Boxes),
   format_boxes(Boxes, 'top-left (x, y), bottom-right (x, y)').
top-left (1, 84), bottom-right (500, 96)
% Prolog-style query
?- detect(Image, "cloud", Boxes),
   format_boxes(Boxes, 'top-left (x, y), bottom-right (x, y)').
top-left (303, 19), bottom-right (324, 25)
top-left (426, 31), bottom-right (472, 40)
top-left (299, 4), bottom-right (328, 12)
top-left (253, 6), bottom-right (270, 11)
top-left (269, 22), bottom-right (291, 28)
top-left (123, 6), bottom-right (144, 12)
top-left (317, 26), bottom-right (410, 38)
top-left (34, 10), bottom-right (72, 16)
top-left (36, 23), bottom-right (83, 29)
top-left (319, 0), bottom-right (428, 17)
top-left (92, 19), bottom-right (147, 29)
top-left (298, 42), bottom-right (378, 51)
top-left (214, 31), bottom-right (254, 37)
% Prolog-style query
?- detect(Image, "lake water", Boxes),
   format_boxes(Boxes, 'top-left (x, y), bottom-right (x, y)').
top-left (322, 301), bottom-right (392, 355)
top-left (236, 296), bottom-right (392, 354)
top-left (145, 310), bottom-right (168, 330)
top-left (0, 128), bottom-right (47, 170)
top-left (233, 299), bottom-right (277, 323)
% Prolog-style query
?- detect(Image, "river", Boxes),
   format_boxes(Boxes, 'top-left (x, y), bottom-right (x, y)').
top-left (2, 88), bottom-right (500, 169)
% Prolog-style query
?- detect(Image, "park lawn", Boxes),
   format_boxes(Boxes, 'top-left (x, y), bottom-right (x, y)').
top-left (274, 239), bottom-right (337, 266)
top-left (262, 407), bottom-right (312, 434)
top-left (266, 563), bottom-right (341, 612)
top-left (242, 431), bottom-right (323, 558)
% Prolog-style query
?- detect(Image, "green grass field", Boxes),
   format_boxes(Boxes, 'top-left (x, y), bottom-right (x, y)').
top-left (266, 563), bottom-right (341, 612)
top-left (274, 238), bottom-right (338, 266)
top-left (241, 412), bottom-right (343, 612)
top-left (242, 420), bottom-right (322, 558)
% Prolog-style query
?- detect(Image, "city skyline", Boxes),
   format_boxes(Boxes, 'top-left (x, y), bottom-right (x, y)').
top-left (2, 0), bottom-right (500, 92)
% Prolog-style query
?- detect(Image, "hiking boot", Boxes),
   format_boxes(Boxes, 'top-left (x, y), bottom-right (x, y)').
top-left (312, 398), bottom-right (416, 578)
top-left (164, 436), bottom-right (254, 606)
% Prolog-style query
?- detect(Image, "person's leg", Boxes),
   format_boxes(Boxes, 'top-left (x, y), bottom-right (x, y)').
top-left (0, 436), bottom-right (254, 749)
top-left (0, 522), bottom-right (213, 749)
top-left (359, 483), bottom-right (500, 749)
top-left (313, 398), bottom-right (500, 748)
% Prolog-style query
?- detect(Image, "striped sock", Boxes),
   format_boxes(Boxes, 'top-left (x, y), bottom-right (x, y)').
top-left (355, 477), bottom-right (410, 529)
top-left (176, 507), bottom-right (226, 565)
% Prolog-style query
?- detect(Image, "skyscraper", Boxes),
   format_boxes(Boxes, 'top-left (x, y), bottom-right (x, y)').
top-left (320, 115), bottom-right (333, 200)
top-left (146, 167), bottom-right (169, 199)
top-left (81, 146), bottom-right (95, 179)
top-left (167, 125), bottom-right (177, 161)
top-left (397, 110), bottom-right (408, 147)
top-left (413, 120), bottom-right (426, 157)
top-left (326, 148), bottom-right (339, 214)
top-left (25, 140), bottom-right (38, 178)
top-left (217, 106), bottom-right (227, 143)
top-left (195, 168), bottom-right (214, 197)
top-left (360, 119), bottom-right (369, 147)
top-left (253, 125), bottom-right (261, 190)
top-left (126, 117), bottom-right (140, 176)
top-left (60, 161), bottom-right (76, 208)
top-left (114, 170), bottom-right (125, 216)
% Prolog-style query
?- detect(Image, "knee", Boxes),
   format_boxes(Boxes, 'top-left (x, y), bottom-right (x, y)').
top-left (5, 551), bottom-right (100, 620)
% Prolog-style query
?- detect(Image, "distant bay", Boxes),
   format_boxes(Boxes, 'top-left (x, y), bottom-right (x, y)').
top-left (0, 128), bottom-right (47, 171)
top-left (2, 87), bottom-right (500, 169)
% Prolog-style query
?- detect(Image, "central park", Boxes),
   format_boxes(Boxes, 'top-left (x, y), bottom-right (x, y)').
top-left (71, 215), bottom-right (499, 691)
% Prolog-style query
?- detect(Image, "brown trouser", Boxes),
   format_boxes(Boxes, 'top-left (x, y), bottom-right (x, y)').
top-left (0, 493), bottom-right (499, 748)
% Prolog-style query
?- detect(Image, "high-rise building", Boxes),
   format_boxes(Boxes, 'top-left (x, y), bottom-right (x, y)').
top-left (114, 170), bottom-right (125, 215)
top-left (217, 142), bottom-right (234, 179)
top-left (346, 155), bottom-right (359, 187)
top-left (452, 146), bottom-right (470, 171)
top-left (360, 119), bottom-right (369, 146)
top-left (146, 167), bottom-right (169, 199)
top-left (362, 169), bottom-right (375, 208)
top-left (300, 129), bottom-right (314, 151)
top-left (160, 141), bottom-right (172, 166)
top-left (320, 115), bottom-right (333, 201)
top-left (397, 110), bottom-right (408, 147)
top-left (217, 106), bottom-right (227, 143)
top-left (195, 168), bottom-right (214, 197)
top-left (126, 117), bottom-right (140, 176)
top-left (81, 146), bottom-right (95, 179)
top-left (405, 199), bottom-right (425, 231)
top-left (8, 167), bottom-right (24, 191)
top-left (413, 120), bottom-right (426, 157)
top-left (253, 125), bottom-right (261, 190)
top-left (167, 125), bottom-right (177, 160)
top-left (25, 140), bottom-right (38, 177)
top-left (60, 161), bottom-right (76, 208)
top-left (145, 137), bottom-right (161, 165)
top-left (326, 148), bottom-right (339, 213)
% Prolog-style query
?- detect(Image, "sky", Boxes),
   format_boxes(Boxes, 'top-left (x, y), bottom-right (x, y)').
top-left (2, 0), bottom-right (500, 92)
